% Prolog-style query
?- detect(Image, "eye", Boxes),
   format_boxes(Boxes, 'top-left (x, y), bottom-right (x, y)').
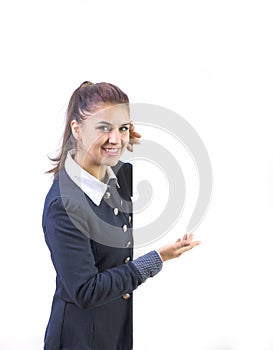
top-left (97, 125), bottom-right (111, 132)
top-left (120, 126), bottom-right (129, 132)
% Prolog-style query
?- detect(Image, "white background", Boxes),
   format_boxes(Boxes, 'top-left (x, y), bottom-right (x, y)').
top-left (1, 1), bottom-right (273, 349)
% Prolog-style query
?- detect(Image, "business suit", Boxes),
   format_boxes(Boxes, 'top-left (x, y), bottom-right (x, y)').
top-left (42, 161), bottom-right (143, 350)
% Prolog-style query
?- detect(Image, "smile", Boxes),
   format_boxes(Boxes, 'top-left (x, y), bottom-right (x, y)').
top-left (103, 148), bottom-right (120, 156)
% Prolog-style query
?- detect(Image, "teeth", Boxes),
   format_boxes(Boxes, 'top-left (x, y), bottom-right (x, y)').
top-left (104, 148), bottom-right (118, 153)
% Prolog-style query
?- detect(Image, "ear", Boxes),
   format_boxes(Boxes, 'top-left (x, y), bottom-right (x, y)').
top-left (70, 120), bottom-right (82, 140)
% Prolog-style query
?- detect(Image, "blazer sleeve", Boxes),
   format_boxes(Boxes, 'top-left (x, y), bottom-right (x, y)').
top-left (43, 196), bottom-right (143, 309)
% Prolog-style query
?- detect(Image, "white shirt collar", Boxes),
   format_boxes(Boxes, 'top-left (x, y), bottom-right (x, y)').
top-left (64, 150), bottom-right (119, 206)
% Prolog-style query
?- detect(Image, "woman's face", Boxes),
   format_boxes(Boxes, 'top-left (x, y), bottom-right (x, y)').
top-left (71, 104), bottom-right (130, 176)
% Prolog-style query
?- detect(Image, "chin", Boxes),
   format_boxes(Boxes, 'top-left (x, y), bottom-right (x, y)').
top-left (102, 158), bottom-right (120, 167)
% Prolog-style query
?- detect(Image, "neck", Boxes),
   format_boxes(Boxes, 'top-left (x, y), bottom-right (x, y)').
top-left (74, 154), bottom-right (107, 181)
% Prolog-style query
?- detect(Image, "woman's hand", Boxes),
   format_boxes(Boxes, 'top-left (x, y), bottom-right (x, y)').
top-left (127, 122), bottom-right (141, 152)
top-left (157, 234), bottom-right (201, 262)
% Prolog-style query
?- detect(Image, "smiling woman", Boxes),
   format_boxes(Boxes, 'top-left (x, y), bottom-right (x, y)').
top-left (42, 81), bottom-right (200, 350)
top-left (47, 81), bottom-right (131, 178)
top-left (70, 104), bottom-right (131, 180)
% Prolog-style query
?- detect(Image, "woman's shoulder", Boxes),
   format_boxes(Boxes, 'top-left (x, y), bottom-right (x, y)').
top-left (42, 169), bottom-right (85, 228)
top-left (112, 160), bottom-right (132, 177)
top-left (112, 161), bottom-right (132, 198)
top-left (43, 168), bottom-right (78, 208)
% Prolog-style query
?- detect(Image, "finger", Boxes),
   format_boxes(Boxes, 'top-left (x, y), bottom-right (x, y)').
top-left (132, 131), bottom-right (142, 138)
top-left (129, 138), bottom-right (141, 145)
top-left (127, 144), bottom-right (133, 152)
top-left (185, 233), bottom-right (194, 244)
top-left (178, 241), bottom-right (201, 254)
top-left (181, 234), bottom-right (190, 247)
top-left (186, 241), bottom-right (201, 250)
top-left (182, 233), bottom-right (188, 241)
top-left (129, 122), bottom-right (142, 139)
top-left (129, 122), bottom-right (141, 134)
top-left (175, 237), bottom-right (189, 248)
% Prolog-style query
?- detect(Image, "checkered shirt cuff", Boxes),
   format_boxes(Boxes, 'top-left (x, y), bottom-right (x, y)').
top-left (132, 250), bottom-right (163, 282)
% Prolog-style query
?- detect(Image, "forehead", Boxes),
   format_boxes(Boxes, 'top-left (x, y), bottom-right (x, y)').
top-left (87, 104), bottom-right (130, 124)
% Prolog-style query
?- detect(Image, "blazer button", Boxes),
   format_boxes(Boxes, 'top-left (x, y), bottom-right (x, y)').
top-left (122, 224), bottom-right (128, 232)
top-left (128, 215), bottom-right (132, 223)
top-left (125, 241), bottom-right (131, 248)
top-left (104, 191), bottom-right (111, 199)
top-left (124, 257), bottom-right (131, 264)
top-left (113, 208), bottom-right (119, 215)
top-left (122, 293), bottom-right (131, 300)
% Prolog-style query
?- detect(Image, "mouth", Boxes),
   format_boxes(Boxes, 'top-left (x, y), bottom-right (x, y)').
top-left (102, 147), bottom-right (121, 156)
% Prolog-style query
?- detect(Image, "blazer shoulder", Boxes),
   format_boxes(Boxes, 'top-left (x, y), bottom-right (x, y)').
top-left (112, 161), bottom-right (132, 198)
top-left (42, 169), bottom-right (78, 224)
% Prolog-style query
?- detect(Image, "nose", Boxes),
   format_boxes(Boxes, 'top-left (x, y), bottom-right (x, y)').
top-left (109, 128), bottom-right (121, 144)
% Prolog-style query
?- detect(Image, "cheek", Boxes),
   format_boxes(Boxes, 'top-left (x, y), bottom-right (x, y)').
top-left (123, 133), bottom-right (130, 143)
top-left (82, 132), bottom-right (106, 149)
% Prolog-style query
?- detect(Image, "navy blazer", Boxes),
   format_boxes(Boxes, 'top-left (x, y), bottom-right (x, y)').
top-left (42, 162), bottom-right (142, 350)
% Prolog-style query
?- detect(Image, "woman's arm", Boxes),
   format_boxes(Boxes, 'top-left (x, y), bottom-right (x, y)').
top-left (44, 197), bottom-right (144, 309)
top-left (44, 197), bottom-right (200, 309)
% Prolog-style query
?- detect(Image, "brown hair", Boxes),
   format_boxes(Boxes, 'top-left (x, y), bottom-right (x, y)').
top-left (47, 81), bottom-right (129, 177)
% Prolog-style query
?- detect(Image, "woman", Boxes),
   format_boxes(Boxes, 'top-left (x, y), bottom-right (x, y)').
top-left (42, 81), bottom-right (200, 350)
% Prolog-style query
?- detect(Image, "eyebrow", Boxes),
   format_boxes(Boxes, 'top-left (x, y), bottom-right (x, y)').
top-left (96, 121), bottom-right (130, 126)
